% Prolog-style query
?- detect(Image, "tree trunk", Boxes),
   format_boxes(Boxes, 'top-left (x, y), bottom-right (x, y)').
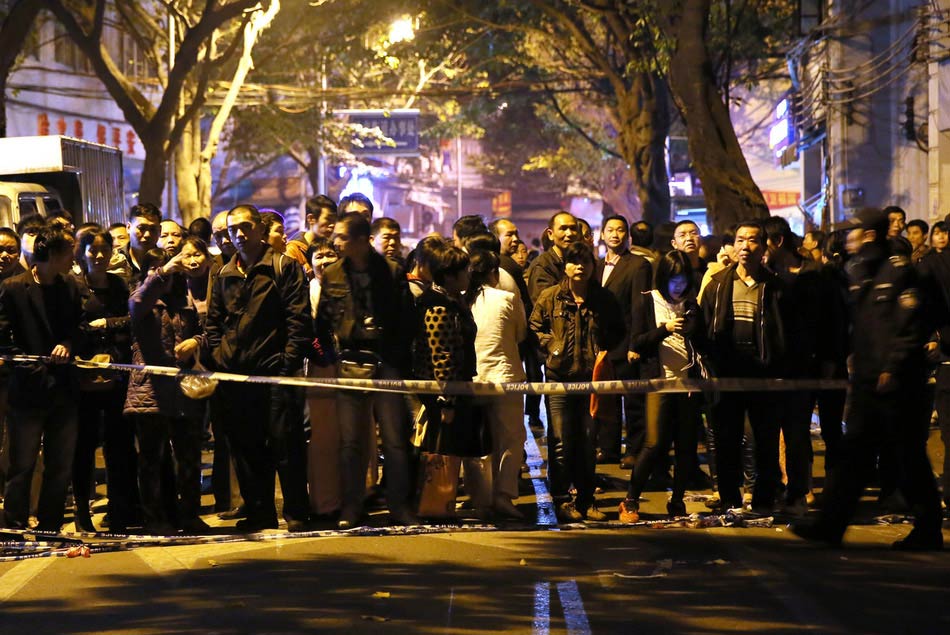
top-left (175, 113), bottom-right (202, 225)
top-left (0, 1), bottom-right (43, 137)
top-left (666, 0), bottom-right (769, 234)
top-left (138, 139), bottom-right (168, 209)
top-left (619, 72), bottom-right (672, 227)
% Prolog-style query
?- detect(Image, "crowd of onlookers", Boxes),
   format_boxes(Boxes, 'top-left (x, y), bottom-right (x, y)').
top-left (0, 197), bottom-right (944, 549)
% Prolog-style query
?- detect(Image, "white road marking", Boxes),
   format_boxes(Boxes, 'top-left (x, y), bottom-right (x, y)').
top-left (0, 558), bottom-right (56, 602)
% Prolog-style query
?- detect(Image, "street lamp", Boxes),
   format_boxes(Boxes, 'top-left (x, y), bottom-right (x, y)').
top-left (388, 16), bottom-right (415, 44)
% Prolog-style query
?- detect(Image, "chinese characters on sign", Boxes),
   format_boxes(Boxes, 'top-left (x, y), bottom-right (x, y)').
top-left (337, 109), bottom-right (420, 156)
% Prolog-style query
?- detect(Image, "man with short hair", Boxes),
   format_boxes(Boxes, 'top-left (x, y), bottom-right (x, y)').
top-left (885, 205), bottom-right (906, 238)
top-left (108, 223), bottom-right (130, 251)
top-left (596, 215), bottom-right (650, 465)
top-left (211, 210), bottom-right (236, 262)
top-left (630, 220), bottom-right (658, 268)
top-left (672, 220), bottom-right (706, 288)
top-left (338, 193), bottom-right (374, 220)
top-left (317, 212), bottom-right (416, 529)
top-left (371, 217), bottom-right (403, 262)
top-left (124, 203), bottom-right (162, 289)
top-left (906, 219), bottom-right (930, 263)
top-left (15, 214), bottom-right (44, 272)
top-left (701, 220), bottom-right (786, 514)
top-left (0, 226), bottom-right (82, 531)
top-left (197, 204), bottom-right (313, 532)
top-left (0, 228), bottom-right (25, 281)
top-left (489, 218), bottom-right (531, 309)
top-left (158, 220), bottom-right (185, 257)
top-left (285, 195), bottom-right (338, 275)
top-left (526, 211), bottom-right (579, 304)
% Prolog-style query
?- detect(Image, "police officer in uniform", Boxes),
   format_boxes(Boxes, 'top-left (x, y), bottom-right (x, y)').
top-left (794, 208), bottom-right (943, 550)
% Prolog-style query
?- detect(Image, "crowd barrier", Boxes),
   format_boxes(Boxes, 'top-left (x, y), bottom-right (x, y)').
top-left (0, 355), bottom-right (851, 396)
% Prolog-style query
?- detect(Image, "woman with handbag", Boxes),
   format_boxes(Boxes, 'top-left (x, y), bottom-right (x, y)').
top-left (618, 250), bottom-right (705, 523)
top-left (412, 246), bottom-right (488, 518)
top-left (124, 249), bottom-right (208, 534)
top-left (466, 249), bottom-right (527, 519)
top-left (71, 228), bottom-right (139, 533)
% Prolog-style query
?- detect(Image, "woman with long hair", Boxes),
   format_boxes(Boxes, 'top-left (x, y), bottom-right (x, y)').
top-left (618, 250), bottom-right (705, 523)
top-left (71, 228), bottom-right (139, 532)
top-left (466, 249), bottom-right (527, 519)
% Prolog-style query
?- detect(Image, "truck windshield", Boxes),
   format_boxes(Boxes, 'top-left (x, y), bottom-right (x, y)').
top-left (0, 195), bottom-right (10, 228)
top-left (43, 196), bottom-right (62, 214)
top-left (17, 193), bottom-right (38, 218)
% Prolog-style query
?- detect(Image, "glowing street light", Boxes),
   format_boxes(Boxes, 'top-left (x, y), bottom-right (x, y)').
top-left (388, 16), bottom-right (415, 44)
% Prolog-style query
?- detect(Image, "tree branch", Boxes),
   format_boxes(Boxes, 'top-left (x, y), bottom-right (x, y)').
top-left (544, 87), bottom-right (623, 160)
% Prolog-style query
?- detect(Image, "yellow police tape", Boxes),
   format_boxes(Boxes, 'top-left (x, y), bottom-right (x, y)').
top-left (0, 355), bottom-right (851, 396)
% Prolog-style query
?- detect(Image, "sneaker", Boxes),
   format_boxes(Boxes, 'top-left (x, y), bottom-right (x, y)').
top-left (556, 501), bottom-right (583, 523)
top-left (617, 499), bottom-right (640, 524)
top-left (667, 500), bottom-right (687, 518)
top-left (584, 505), bottom-right (607, 522)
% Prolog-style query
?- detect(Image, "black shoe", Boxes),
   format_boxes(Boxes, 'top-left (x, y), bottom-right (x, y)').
top-left (667, 500), bottom-right (687, 518)
top-left (527, 415), bottom-right (544, 430)
top-left (892, 530), bottom-right (943, 551)
top-left (286, 518), bottom-right (311, 532)
top-left (181, 517), bottom-right (212, 534)
top-left (619, 455), bottom-right (635, 470)
top-left (74, 510), bottom-right (96, 533)
top-left (390, 508), bottom-right (420, 526)
top-left (337, 506), bottom-right (362, 530)
top-left (235, 516), bottom-right (279, 532)
top-left (143, 522), bottom-right (178, 536)
top-left (790, 522), bottom-right (842, 547)
top-left (218, 505), bottom-right (248, 520)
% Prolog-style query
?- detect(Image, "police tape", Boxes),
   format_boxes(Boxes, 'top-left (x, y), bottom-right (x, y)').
top-left (0, 355), bottom-right (850, 396)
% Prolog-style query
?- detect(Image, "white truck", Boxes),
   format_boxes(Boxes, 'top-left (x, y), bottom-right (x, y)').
top-left (0, 135), bottom-right (125, 229)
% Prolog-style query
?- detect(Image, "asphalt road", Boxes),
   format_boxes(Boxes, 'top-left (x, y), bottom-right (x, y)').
top-left (1, 416), bottom-right (947, 634)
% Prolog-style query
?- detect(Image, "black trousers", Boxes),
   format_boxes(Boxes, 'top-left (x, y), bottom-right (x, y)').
top-left (777, 389), bottom-right (815, 503)
top-left (626, 392), bottom-right (700, 502)
top-left (818, 379), bottom-right (942, 540)
top-left (132, 413), bottom-right (203, 529)
top-left (73, 384), bottom-right (140, 527)
top-left (3, 392), bottom-right (78, 530)
top-left (214, 383), bottom-right (311, 524)
top-left (711, 390), bottom-right (780, 510)
top-left (935, 365), bottom-right (950, 500)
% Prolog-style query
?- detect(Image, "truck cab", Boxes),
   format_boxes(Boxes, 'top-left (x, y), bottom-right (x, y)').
top-left (0, 182), bottom-right (64, 228)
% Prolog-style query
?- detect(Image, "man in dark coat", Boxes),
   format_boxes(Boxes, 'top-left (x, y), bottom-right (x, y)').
top-left (595, 215), bottom-right (650, 465)
top-left (196, 204), bottom-right (313, 532)
top-left (0, 226), bottom-right (82, 531)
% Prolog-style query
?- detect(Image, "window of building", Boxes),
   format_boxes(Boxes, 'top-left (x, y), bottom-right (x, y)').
top-left (52, 20), bottom-right (91, 72)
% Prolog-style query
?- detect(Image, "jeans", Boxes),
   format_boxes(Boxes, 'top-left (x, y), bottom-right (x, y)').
top-left (336, 362), bottom-right (411, 514)
top-left (3, 392), bottom-right (78, 530)
top-left (545, 392), bottom-right (596, 510)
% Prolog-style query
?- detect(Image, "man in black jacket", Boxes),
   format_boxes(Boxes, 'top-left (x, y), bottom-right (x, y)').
top-left (700, 220), bottom-right (785, 514)
top-left (595, 215), bottom-right (650, 465)
top-left (795, 208), bottom-right (943, 550)
top-left (0, 226), bottom-right (82, 531)
top-left (195, 204), bottom-right (312, 532)
top-left (317, 212), bottom-right (417, 529)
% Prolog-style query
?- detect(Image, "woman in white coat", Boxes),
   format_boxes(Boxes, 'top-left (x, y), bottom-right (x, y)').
top-left (466, 249), bottom-right (527, 519)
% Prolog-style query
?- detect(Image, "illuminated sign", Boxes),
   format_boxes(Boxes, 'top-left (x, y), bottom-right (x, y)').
top-left (336, 109), bottom-right (420, 156)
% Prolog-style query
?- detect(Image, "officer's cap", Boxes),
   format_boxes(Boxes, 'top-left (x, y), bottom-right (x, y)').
top-left (842, 207), bottom-right (888, 236)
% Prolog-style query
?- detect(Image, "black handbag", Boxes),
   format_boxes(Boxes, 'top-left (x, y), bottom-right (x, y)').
top-left (337, 349), bottom-right (382, 380)
top-left (427, 396), bottom-right (492, 458)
